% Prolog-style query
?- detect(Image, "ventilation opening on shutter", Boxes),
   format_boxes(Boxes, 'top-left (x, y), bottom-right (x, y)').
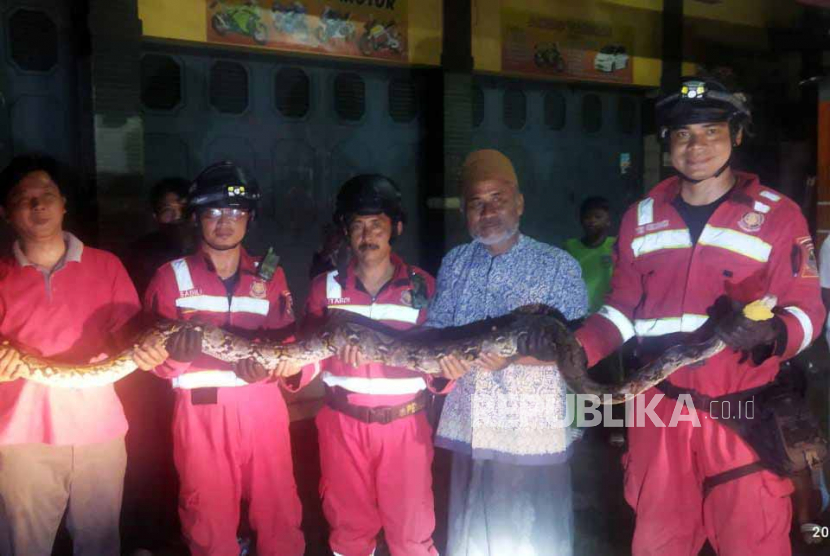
top-left (472, 84), bottom-right (485, 128)
top-left (503, 87), bottom-right (526, 130)
top-left (582, 94), bottom-right (603, 133)
top-left (388, 78), bottom-right (418, 123)
top-left (544, 91), bottom-right (566, 131)
top-left (274, 67), bottom-right (310, 118)
top-left (141, 55), bottom-right (182, 111)
top-left (334, 73), bottom-right (365, 121)
top-left (210, 61), bottom-right (249, 114)
top-left (618, 96), bottom-right (637, 134)
top-left (9, 10), bottom-right (57, 72)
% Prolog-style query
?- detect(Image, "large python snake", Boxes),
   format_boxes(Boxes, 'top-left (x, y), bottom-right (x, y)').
top-left (5, 304), bottom-right (747, 404)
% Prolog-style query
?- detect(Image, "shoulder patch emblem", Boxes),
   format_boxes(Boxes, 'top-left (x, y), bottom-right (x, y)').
top-left (795, 236), bottom-right (819, 278)
top-left (282, 290), bottom-right (294, 316)
top-left (738, 212), bottom-right (764, 233)
top-left (250, 279), bottom-right (267, 299)
top-left (400, 289), bottom-right (413, 307)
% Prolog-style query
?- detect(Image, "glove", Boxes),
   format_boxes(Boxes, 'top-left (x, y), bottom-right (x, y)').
top-left (165, 328), bottom-right (203, 362)
top-left (715, 302), bottom-right (783, 352)
top-left (517, 322), bottom-right (584, 366)
top-left (234, 358), bottom-right (268, 384)
top-left (517, 327), bottom-right (559, 362)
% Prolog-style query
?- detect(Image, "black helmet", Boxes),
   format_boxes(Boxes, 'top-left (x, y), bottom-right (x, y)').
top-left (334, 174), bottom-right (405, 228)
top-left (656, 77), bottom-right (751, 139)
top-left (188, 161), bottom-right (261, 214)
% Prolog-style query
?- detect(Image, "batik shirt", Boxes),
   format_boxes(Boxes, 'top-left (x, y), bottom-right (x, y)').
top-left (426, 234), bottom-right (588, 465)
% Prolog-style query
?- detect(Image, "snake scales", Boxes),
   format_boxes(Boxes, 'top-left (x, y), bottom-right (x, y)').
top-left (8, 305), bottom-right (728, 404)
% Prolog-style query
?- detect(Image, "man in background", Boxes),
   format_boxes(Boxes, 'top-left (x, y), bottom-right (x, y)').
top-left (565, 197), bottom-right (624, 446)
top-left (119, 177), bottom-right (193, 554)
top-left (565, 196), bottom-right (615, 314)
top-left (124, 177), bottom-right (193, 297)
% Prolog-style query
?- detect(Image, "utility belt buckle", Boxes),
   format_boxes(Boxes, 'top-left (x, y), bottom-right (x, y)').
top-left (191, 387), bottom-right (218, 405)
top-left (324, 386), bottom-right (427, 425)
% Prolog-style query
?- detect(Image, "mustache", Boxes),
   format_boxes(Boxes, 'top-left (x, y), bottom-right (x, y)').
top-left (477, 217), bottom-right (503, 228)
top-left (358, 243), bottom-right (380, 252)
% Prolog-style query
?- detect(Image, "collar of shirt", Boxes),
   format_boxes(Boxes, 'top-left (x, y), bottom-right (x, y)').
top-left (194, 246), bottom-right (259, 278)
top-left (470, 232), bottom-right (527, 262)
top-left (336, 251), bottom-right (412, 294)
top-left (659, 171), bottom-right (758, 208)
top-left (12, 232), bottom-right (83, 275)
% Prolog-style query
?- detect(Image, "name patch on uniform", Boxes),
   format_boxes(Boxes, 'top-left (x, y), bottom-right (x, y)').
top-left (179, 288), bottom-right (203, 298)
top-left (635, 219), bottom-right (669, 235)
top-left (328, 297), bottom-right (351, 305)
top-left (738, 212), bottom-right (764, 233)
top-left (249, 279), bottom-right (267, 299)
top-left (794, 236), bottom-right (819, 278)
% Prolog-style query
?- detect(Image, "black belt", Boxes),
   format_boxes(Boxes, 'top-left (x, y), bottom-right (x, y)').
top-left (324, 385), bottom-right (428, 425)
top-left (703, 461), bottom-right (766, 498)
top-left (655, 380), bottom-right (769, 416)
top-left (655, 381), bottom-right (769, 497)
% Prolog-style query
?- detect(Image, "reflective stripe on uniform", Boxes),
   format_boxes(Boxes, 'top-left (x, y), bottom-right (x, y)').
top-left (330, 304), bottom-right (420, 324)
top-left (171, 258), bottom-right (194, 292)
top-left (322, 371), bottom-right (426, 395)
top-left (637, 198), bottom-right (654, 226)
top-left (597, 305), bottom-right (635, 342)
top-left (783, 306), bottom-right (813, 354)
top-left (230, 296), bottom-right (270, 316)
top-left (698, 225), bottom-right (772, 263)
top-left (174, 295), bottom-right (270, 315)
top-left (630, 229), bottom-right (692, 258)
top-left (171, 370), bottom-right (249, 389)
top-left (176, 295), bottom-right (229, 313)
top-left (326, 270), bottom-right (342, 299)
top-left (634, 314), bottom-right (708, 337)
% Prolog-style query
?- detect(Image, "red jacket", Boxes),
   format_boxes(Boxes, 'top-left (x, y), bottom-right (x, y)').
top-left (144, 249), bottom-right (295, 382)
top-left (575, 172), bottom-right (824, 397)
top-left (303, 253), bottom-right (441, 406)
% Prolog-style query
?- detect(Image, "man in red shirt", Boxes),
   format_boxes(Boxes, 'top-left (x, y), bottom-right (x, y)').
top-left (0, 154), bottom-right (144, 556)
top-left (303, 175), bottom-right (442, 556)
top-left (135, 161), bottom-right (306, 556)
top-left (573, 79), bottom-right (824, 555)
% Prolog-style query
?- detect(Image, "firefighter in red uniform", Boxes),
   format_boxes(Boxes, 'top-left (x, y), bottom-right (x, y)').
top-left (571, 79), bottom-right (824, 555)
top-left (134, 161), bottom-right (306, 556)
top-left (303, 175), bottom-right (442, 556)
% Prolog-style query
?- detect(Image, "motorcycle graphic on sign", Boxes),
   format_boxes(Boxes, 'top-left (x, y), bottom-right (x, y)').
top-left (207, 0), bottom-right (408, 61)
top-left (210, 0), bottom-right (269, 45)
top-left (316, 6), bottom-right (357, 44)
top-left (359, 18), bottom-right (404, 56)
top-left (271, 1), bottom-right (311, 42)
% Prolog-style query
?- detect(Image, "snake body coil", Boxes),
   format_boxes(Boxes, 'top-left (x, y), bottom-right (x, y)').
top-left (10, 306), bottom-right (725, 403)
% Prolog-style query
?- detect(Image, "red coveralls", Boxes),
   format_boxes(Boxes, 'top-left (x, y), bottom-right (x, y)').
top-left (303, 253), bottom-right (441, 556)
top-left (575, 172), bottom-right (824, 556)
top-left (144, 250), bottom-right (305, 556)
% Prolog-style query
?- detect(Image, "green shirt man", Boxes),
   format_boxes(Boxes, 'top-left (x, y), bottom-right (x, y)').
top-left (565, 236), bottom-right (615, 313)
top-left (565, 197), bottom-right (615, 313)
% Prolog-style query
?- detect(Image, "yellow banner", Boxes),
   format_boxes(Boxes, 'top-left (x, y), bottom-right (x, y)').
top-left (502, 8), bottom-right (635, 84)
top-left (207, 0), bottom-right (408, 62)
